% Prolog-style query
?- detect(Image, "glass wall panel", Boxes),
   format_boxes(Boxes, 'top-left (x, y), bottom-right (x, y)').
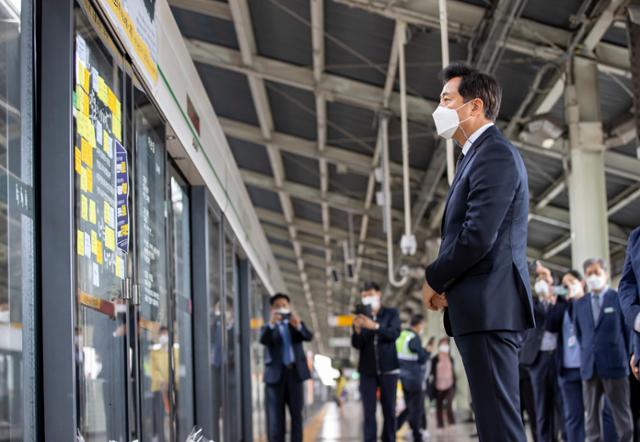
top-left (0, 0), bottom-right (35, 440)
top-left (249, 273), bottom-right (268, 441)
top-left (207, 209), bottom-right (222, 441)
top-left (223, 237), bottom-right (242, 442)
top-left (134, 88), bottom-right (170, 442)
top-left (170, 173), bottom-right (195, 440)
top-left (73, 6), bottom-right (128, 441)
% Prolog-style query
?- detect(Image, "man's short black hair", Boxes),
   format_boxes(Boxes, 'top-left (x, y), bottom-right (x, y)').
top-left (440, 62), bottom-right (502, 121)
top-left (361, 281), bottom-right (380, 292)
top-left (269, 292), bottom-right (290, 305)
top-left (564, 269), bottom-right (583, 281)
top-left (410, 314), bottom-right (425, 327)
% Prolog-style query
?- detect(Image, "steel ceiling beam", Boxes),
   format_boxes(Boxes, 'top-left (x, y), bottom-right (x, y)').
top-left (227, 0), bottom-right (323, 349)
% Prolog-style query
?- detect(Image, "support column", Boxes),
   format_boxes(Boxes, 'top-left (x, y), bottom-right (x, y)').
top-left (565, 55), bottom-right (610, 270)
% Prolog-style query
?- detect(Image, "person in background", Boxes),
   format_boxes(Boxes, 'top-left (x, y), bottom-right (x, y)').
top-left (422, 336), bottom-right (436, 433)
top-left (617, 226), bottom-right (640, 440)
top-left (396, 314), bottom-right (430, 442)
top-left (335, 369), bottom-right (347, 408)
top-left (352, 281), bottom-right (401, 442)
top-left (519, 363), bottom-right (538, 442)
top-left (525, 263), bottom-right (564, 442)
top-left (573, 258), bottom-right (634, 442)
top-left (430, 337), bottom-right (456, 430)
top-left (260, 293), bottom-right (313, 442)
top-left (543, 266), bottom-right (618, 442)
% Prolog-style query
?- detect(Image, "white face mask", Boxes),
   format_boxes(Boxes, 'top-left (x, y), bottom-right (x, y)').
top-left (277, 308), bottom-right (291, 315)
top-left (362, 295), bottom-right (380, 310)
top-left (534, 280), bottom-right (549, 296)
top-left (586, 274), bottom-right (607, 293)
top-left (439, 344), bottom-right (450, 353)
top-left (569, 282), bottom-right (583, 297)
top-left (432, 101), bottom-right (473, 140)
top-left (159, 334), bottom-right (169, 346)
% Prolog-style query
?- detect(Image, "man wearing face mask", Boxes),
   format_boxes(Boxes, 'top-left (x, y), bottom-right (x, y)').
top-left (352, 281), bottom-right (401, 442)
top-left (519, 262), bottom-right (564, 442)
top-left (573, 258), bottom-right (634, 442)
top-left (260, 293), bottom-right (313, 442)
top-left (422, 63), bottom-right (534, 442)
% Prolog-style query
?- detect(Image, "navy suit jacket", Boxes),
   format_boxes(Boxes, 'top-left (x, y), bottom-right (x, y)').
top-left (260, 321), bottom-right (313, 385)
top-left (519, 298), bottom-right (554, 366)
top-left (425, 125), bottom-right (535, 337)
top-left (351, 306), bottom-right (401, 376)
top-left (574, 289), bottom-right (629, 380)
top-left (618, 226), bottom-right (640, 362)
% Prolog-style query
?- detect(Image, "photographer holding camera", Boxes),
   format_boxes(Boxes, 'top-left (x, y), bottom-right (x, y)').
top-left (260, 293), bottom-right (313, 442)
top-left (351, 281), bottom-right (401, 442)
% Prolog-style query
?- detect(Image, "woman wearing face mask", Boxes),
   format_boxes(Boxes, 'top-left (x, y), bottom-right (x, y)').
top-left (429, 338), bottom-right (456, 430)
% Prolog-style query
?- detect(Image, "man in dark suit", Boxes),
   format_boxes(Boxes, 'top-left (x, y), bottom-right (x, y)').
top-left (259, 293), bottom-right (313, 442)
top-left (422, 63), bottom-right (535, 442)
top-left (573, 258), bottom-right (633, 442)
top-left (352, 281), bottom-right (401, 442)
top-left (617, 226), bottom-right (640, 440)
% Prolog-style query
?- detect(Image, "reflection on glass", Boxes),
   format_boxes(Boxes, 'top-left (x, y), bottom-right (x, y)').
top-left (207, 211), bottom-right (222, 441)
top-left (0, 0), bottom-right (35, 440)
top-left (224, 237), bottom-right (241, 442)
top-left (135, 87), bottom-right (169, 442)
top-left (249, 272), bottom-right (268, 440)
top-left (170, 175), bottom-right (195, 440)
top-left (73, 6), bottom-right (127, 441)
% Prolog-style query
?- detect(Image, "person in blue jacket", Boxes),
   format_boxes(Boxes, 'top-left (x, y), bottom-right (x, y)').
top-left (573, 258), bottom-right (633, 442)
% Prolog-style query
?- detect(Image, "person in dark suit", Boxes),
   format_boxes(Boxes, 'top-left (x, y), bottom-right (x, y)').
top-left (259, 293), bottom-right (313, 442)
top-left (618, 226), bottom-right (640, 440)
top-left (352, 281), bottom-right (401, 442)
top-left (422, 63), bottom-right (535, 442)
top-left (542, 266), bottom-right (618, 442)
top-left (574, 258), bottom-right (633, 442)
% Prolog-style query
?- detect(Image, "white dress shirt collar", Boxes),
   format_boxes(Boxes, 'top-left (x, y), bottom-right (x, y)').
top-left (461, 122), bottom-right (494, 156)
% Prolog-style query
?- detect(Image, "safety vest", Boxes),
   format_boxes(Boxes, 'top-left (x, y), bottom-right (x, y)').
top-left (396, 330), bottom-right (419, 361)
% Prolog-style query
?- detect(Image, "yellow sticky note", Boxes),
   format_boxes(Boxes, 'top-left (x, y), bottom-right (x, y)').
top-left (119, 203), bottom-right (127, 217)
top-left (80, 167), bottom-right (88, 192)
top-left (108, 88), bottom-right (116, 112)
top-left (82, 66), bottom-right (90, 92)
top-left (115, 99), bottom-right (121, 121)
top-left (104, 226), bottom-right (115, 251)
top-left (121, 182), bottom-right (128, 195)
top-left (91, 230), bottom-right (98, 256)
top-left (76, 113), bottom-right (96, 147)
top-left (115, 255), bottom-right (124, 279)
top-left (81, 138), bottom-right (93, 168)
top-left (86, 168), bottom-right (93, 193)
top-left (104, 202), bottom-right (113, 227)
top-left (80, 194), bottom-right (88, 221)
top-left (96, 240), bottom-right (103, 265)
top-left (89, 199), bottom-right (96, 224)
top-left (77, 230), bottom-right (85, 256)
top-left (74, 147), bottom-right (82, 174)
top-left (112, 116), bottom-right (121, 142)
top-left (103, 130), bottom-right (111, 155)
top-left (98, 76), bottom-right (108, 104)
top-left (82, 91), bottom-right (90, 116)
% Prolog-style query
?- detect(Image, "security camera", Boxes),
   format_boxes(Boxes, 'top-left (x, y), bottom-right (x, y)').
top-left (400, 234), bottom-right (417, 256)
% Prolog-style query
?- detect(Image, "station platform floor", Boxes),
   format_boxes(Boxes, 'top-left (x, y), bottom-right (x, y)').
top-left (303, 401), bottom-right (536, 442)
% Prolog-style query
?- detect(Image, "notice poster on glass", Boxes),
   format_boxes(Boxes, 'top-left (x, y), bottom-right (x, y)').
top-left (74, 33), bottom-right (126, 313)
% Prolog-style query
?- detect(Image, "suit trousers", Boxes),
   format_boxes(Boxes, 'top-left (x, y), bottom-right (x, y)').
top-left (360, 373), bottom-right (398, 442)
top-left (583, 376), bottom-right (633, 442)
top-left (456, 330), bottom-right (527, 442)
top-left (529, 351), bottom-right (564, 442)
top-left (266, 365), bottom-right (304, 442)
top-left (396, 386), bottom-right (425, 442)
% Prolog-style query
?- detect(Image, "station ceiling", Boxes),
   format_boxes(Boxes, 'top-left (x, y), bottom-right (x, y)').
top-left (168, 0), bottom-right (640, 354)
